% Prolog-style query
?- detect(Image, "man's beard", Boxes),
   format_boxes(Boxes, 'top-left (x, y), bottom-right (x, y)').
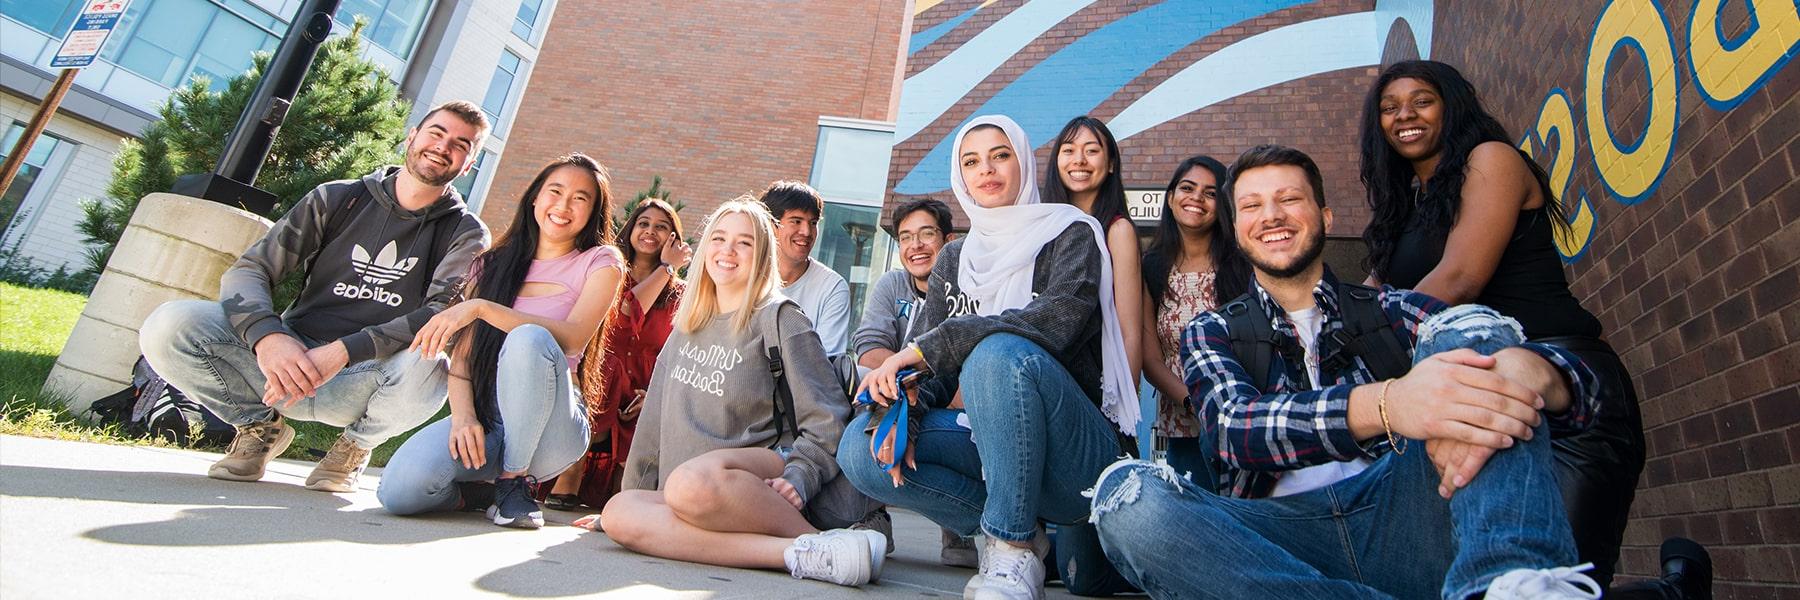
top-left (1245, 227), bottom-right (1326, 280)
top-left (405, 146), bottom-right (458, 186)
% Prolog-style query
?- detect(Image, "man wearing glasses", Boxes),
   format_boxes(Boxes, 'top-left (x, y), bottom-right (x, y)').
top-left (849, 198), bottom-right (974, 568)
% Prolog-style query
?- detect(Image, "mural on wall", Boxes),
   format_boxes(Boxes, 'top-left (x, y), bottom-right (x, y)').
top-left (892, 0), bottom-right (1435, 195)
top-left (1515, 0), bottom-right (1798, 262)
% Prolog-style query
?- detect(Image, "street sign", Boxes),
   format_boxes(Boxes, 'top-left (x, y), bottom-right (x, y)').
top-left (50, 1), bottom-right (133, 69)
top-left (1126, 188), bottom-right (1164, 223)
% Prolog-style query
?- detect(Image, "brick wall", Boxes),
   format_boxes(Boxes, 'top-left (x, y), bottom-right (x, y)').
top-left (482, 0), bottom-right (906, 230)
top-left (1431, 1), bottom-right (1799, 593)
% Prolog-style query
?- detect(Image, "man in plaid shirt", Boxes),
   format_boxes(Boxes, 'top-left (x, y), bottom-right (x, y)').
top-left (1089, 146), bottom-right (1604, 599)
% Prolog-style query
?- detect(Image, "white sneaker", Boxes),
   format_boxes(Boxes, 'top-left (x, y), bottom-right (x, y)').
top-left (784, 529), bottom-right (880, 587)
top-left (970, 530), bottom-right (1049, 600)
top-left (1484, 563), bottom-right (1602, 599)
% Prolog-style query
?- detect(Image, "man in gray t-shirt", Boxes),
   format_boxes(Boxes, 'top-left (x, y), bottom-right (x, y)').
top-left (848, 198), bottom-right (977, 567)
top-left (854, 199), bottom-right (953, 369)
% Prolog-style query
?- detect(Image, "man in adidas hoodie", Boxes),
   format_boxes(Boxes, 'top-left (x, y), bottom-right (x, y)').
top-left (141, 101), bottom-right (491, 493)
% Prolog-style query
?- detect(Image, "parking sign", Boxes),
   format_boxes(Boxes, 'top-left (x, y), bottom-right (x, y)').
top-left (51, 1), bottom-right (134, 69)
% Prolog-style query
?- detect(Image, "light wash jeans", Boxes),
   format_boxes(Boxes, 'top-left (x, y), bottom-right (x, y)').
top-left (377, 324), bottom-right (590, 515)
top-left (837, 333), bottom-right (1121, 543)
top-left (1090, 304), bottom-right (1577, 599)
top-left (139, 300), bottom-right (447, 449)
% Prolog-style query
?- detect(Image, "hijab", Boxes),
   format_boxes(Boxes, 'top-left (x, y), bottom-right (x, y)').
top-left (948, 115), bottom-right (1140, 432)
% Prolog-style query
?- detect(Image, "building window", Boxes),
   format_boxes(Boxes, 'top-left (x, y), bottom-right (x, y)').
top-left (336, 0), bottom-right (430, 59)
top-left (807, 117), bottom-right (897, 331)
top-left (452, 150), bottom-right (494, 211)
top-left (104, 0), bottom-right (279, 91)
top-left (0, 0), bottom-right (82, 36)
top-left (0, 122), bottom-right (70, 237)
top-left (481, 50), bottom-right (524, 125)
top-left (512, 0), bottom-right (544, 43)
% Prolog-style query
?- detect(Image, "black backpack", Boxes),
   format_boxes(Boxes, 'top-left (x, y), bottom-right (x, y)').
top-left (89, 357), bottom-right (235, 447)
top-left (1219, 283), bottom-right (1411, 390)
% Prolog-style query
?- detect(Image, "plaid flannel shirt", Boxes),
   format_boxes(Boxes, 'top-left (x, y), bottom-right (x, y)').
top-left (1179, 269), bottom-right (1599, 499)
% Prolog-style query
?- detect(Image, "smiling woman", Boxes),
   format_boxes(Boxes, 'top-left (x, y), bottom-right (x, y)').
top-left (377, 153), bottom-right (624, 530)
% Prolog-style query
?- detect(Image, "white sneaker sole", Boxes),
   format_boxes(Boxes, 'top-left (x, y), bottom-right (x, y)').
top-left (486, 505), bottom-right (544, 529)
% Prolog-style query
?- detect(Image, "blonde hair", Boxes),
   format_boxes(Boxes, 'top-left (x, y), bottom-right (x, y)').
top-left (673, 196), bottom-right (780, 334)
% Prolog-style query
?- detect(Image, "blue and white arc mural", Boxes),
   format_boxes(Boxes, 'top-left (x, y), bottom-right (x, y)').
top-left (891, 0), bottom-right (1435, 194)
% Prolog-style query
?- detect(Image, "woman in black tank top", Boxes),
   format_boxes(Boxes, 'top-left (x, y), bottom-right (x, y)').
top-left (1358, 60), bottom-right (1647, 591)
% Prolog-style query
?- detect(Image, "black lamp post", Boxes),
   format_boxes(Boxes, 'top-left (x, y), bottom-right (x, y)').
top-left (172, 0), bottom-right (343, 214)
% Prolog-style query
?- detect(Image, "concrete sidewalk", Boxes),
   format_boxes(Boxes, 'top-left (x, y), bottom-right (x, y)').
top-left (0, 435), bottom-right (1084, 599)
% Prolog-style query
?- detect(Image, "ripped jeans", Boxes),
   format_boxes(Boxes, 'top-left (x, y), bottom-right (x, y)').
top-left (1089, 305), bottom-right (1577, 599)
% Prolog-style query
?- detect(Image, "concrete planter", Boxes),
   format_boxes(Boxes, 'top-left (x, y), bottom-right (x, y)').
top-left (44, 193), bottom-right (271, 415)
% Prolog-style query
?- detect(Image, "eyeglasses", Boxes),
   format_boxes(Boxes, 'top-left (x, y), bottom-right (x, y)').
top-left (897, 227), bottom-right (943, 246)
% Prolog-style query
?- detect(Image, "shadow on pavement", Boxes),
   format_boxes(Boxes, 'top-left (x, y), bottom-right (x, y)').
top-left (81, 505), bottom-right (495, 547)
top-left (0, 464), bottom-right (351, 509)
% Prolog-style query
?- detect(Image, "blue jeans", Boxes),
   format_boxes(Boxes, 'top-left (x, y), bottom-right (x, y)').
top-left (140, 300), bottom-right (447, 449)
top-left (838, 333), bottom-right (1121, 542)
top-left (377, 325), bottom-right (590, 515)
top-left (1090, 305), bottom-right (1576, 599)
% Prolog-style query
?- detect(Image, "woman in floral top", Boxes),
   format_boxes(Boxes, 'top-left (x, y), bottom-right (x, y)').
top-left (547, 198), bottom-right (689, 510)
top-left (1139, 155), bottom-right (1248, 477)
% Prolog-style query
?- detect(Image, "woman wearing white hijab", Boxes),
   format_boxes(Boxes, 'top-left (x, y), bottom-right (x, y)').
top-left (841, 115), bottom-right (1138, 600)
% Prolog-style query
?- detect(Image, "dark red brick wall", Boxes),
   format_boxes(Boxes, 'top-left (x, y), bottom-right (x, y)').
top-left (484, 0), bottom-right (906, 228)
top-left (1432, 1), bottom-right (1799, 594)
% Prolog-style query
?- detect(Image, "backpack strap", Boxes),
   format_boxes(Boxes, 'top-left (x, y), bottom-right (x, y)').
top-left (1220, 293), bottom-right (1279, 390)
top-left (764, 301), bottom-right (801, 447)
top-left (1320, 283), bottom-right (1410, 381)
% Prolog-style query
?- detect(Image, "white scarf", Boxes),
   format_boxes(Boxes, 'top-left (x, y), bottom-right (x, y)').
top-left (948, 115), bottom-right (1140, 433)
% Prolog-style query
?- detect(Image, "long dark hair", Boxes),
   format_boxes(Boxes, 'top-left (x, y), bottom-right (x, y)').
top-left (1042, 116), bottom-right (1128, 227)
top-left (617, 197), bottom-right (684, 267)
top-left (1143, 155), bottom-right (1250, 305)
top-left (1359, 60), bottom-right (1567, 281)
top-left (464, 153), bottom-right (614, 427)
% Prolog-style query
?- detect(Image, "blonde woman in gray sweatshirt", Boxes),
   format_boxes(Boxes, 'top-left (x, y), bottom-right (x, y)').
top-left (575, 198), bottom-right (887, 587)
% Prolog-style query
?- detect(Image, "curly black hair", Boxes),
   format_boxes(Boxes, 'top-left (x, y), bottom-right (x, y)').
top-left (1358, 60), bottom-right (1568, 281)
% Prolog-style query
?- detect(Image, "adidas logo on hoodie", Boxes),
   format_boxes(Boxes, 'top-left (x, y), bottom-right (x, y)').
top-left (333, 241), bottom-right (417, 306)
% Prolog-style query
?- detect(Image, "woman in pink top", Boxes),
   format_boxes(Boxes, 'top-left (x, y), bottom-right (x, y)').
top-left (379, 154), bottom-right (625, 529)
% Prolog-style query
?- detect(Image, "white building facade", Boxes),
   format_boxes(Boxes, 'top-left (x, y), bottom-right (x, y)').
top-left (0, 0), bottom-right (555, 272)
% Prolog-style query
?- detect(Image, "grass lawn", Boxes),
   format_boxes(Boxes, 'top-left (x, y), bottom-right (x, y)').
top-left (0, 282), bottom-right (430, 466)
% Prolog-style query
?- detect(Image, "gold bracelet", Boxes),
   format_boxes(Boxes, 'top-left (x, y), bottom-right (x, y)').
top-left (1378, 379), bottom-right (1406, 455)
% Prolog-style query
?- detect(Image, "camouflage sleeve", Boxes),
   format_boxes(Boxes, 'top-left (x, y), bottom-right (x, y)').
top-left (337, 215), bottom-right (489, 363)
top-left (220, 185), bottom-right (332, 348)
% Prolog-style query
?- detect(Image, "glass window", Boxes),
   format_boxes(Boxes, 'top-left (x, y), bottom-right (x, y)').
top-left (809, 124), bottom-right (893, 204)
top-left (0, 0), bottom-right (83, 36)
top-left (106, 0), bottom-right (277, 90)
top-left (0, 122), bottom-right (69, 235)
top-left (481, 50), bottom-right (523, 124)
top-left (451, 150), bottom-right (493, 208)
top-left (511, 0), bottom-right (544, 42)
top-left (113, 0), bottom-right (212, 86)
top-left (813, 202), bottom-right (885, 335)
top-left (336, 0), bottom-right (429, 59)
top-left (188, 11), bottom-right (273, 90)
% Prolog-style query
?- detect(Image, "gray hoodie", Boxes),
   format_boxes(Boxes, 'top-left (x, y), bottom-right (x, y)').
top-left (219, 166), bottom-right (489, 363)
top-left (623, 296), bottom-right (848, 503)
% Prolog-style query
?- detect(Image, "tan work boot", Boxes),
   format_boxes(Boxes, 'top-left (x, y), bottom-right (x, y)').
top-left (207, 417), bottom-right (296, 482)
top-left (305, 435), bottom-right (371, 492)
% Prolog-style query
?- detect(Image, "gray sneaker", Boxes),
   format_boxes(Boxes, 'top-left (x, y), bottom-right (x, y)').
top-left (304, 435), bottom-right (371, 492)
top-left (942, 528), bottom-right (979, 568)
top-left (206, 417), bottom-right (295, 482)
top-left (850, 508), bottom-right (896, 555)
